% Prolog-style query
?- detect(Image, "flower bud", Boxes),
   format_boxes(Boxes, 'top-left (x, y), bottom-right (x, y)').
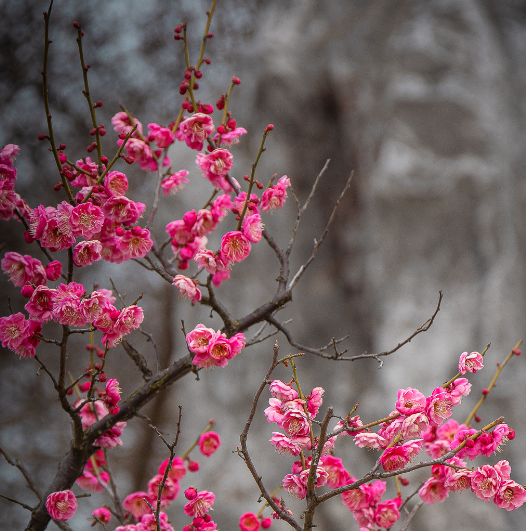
top-left (185, 487), bottom-right (197, 500)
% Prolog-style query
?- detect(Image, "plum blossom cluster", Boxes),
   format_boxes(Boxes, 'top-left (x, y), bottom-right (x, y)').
top-left (418, 418), bottom-right (525, 509)
top-left (0, 144), bottom-right (31, 221)
top-left (115, 429), bottom-right (222, 531)
top-left (186, 323), bottom-right (245, 368)
top-left (341, 480), bottom-right (402, 530)
top-left (0, 281), bottom-right (143, 356)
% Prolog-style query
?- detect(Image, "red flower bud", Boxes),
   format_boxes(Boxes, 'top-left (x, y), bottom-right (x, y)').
top-left (21, 285), bottom-right (35, 298)
top-left (53, 183), bottom-right (62, 191)
top-left (99, 372), bottom-right (107, 383)
top-left (185, 487), bottom-right (198, 500)
top-left (232, 76), bottom-right (240, 84)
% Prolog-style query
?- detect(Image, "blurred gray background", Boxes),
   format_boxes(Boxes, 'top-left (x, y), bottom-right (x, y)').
top-left (1, 0), bottom-right (526, 529)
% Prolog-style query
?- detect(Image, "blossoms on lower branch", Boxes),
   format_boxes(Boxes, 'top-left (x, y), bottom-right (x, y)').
top-left (186, 324), bottom-right (245, 368)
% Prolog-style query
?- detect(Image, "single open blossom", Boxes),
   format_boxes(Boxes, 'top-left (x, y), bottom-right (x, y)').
top-left (173, 275), bottom-right (201, 303)
top-left (242, 212), bottom-right (263, 243)
top-left (320, 455), bottom-right (349, 488)
top-left (220, 231), bottom-right (251, 264)
top-left (179, 113), bottom-right (215, 150)
top-left (118, 227), bottom-right (153, 259)
top-left (46, 490), bottom-right (77, 521)
top-left (69, 202), bottom-right (104, 239)
top-left (104, 170), bottom-right (129, 196)
top-left (0, 312), bottom-right (41, 357)
top-left (239, 511), bottom-right (260, 531)
top-left (186, 324), bottom-right (216, 354)
top-left (419, 477), bottom-right (449, 504)
top-left (45, 260), bottom-right (62, 281)
top-left (25, 285), bottom-right (55, 322)
top-left (183, 490), bottom-right (215, 517)
top-left (374, 499), bottom-right (401, 529)
top-left (103, 379), bottom-right (121, 414)
top-left (269, 380), bottom-right (299, 401)
top-left (148, 123), bottom-right (175, 148)
top-left (162, 170), bottom-right (189, 196)
top-left (199, 431), bottom-right (221, 457)
top-left (447, 377), bottom-right (472, 406)
top-left (494, 480), bottom-right (526, 510)
top-left (270, 433), bottom-right (311, 456)
top-left (73, 240), bottom-right (102, 267)
top-left (111, 111), bottom-right (143, 135)
top-left (260, 176), bottom-right (291, 212)
top-left (147, 474), bottom-right (180, 507)
top-left (102, 196), bottom-right (145, 224)
top-left (307, 387), bottom-right (324, 417)
top-left (426, 388), bottom-right (454, 426)
top-left (471, 465), bottom-right (502, 501)
top-left (159, 457), bottom-right (186, 481)
top-left (196, 149), bottom-right (234, 191)
top-left (380, 445), bottom-right (411, 472)
top-left (396, 387), bottom-right (426, 415)
top-left (213, 126), bottom-right (247, 146)
top-left (444, 469), bottom-right (473, 492)
top-left (459, 351), bottom-right (484, 375)
top-left (2, 252), bottom-right (46, 287)
top-left (282, 409), bottom-right (311, 437)
top-left (93, 507), bottom-right (112, 524)
top-left (341, 485), bottom-right (369, 512)
top-left (354, 431), bottom-right (388, 450)
top-left (283, 474), bottom-right (307, 499)
top-left (123, 491), bottom-right (153, 519)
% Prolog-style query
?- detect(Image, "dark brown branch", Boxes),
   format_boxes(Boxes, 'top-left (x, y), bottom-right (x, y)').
top-left (122, 340), bottom-right (153, 381)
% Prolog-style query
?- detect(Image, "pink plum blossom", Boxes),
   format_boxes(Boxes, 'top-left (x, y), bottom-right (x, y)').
top-left (73, 240), bottom-right (102, 267)
top-left (320, 455), bottom-right (349, 488)
top-left (459, 351), bottom-right (484, 375)
top-left (419, 477), bottom-right (449, 504)
top-left (269, 380), bottom-right (299, 401)
top-left (123, 491), bottom-right (153, 519)
top-left (69, 202), bottom-right (104, 239)
top-left (395, 387), bottom-right (426, 415)
top-left (191, 331), bottom-right (245, 369)
top-left (260, 176), bottom-right (291, 212)
top-left (104, 170), bottom-right (129, 196)
top-left (239, 512), bottom-right (260, 531)
top-left (183, 490), bottom-right (215, 517)
top-left (214, 126), bottom-right (247, 146)
top-left (148, 123), bottom-right (175, 148)
top-left (220, 230), bottom-right (251, 264)
top-left (178, 113), bottom-right (215, 150)
top-left (94, 421), bottom-right (127, 448)
top-left (374, 499), bottom-right (401, 529)
top-left (380, 445), bottom-right (411, 472)
top-left (341, 485), bottom-right (368, 512)
top-left (471, 465), bottom-right (502, 501)
top-left (147, 474), bottom-right (180, 507)
top-left (45, 260), bottom-right (62, 281)
top-left (270, 433), bottom-right (311, 456)
top-left (283, 474), bottom-right (307, 499)
top-left (242, 212), bottom-right (263, 243)
top-left (426, 387), bottom-right (454, 427)
top-left (137, 512), bottom-right (174, 531)
top-left (194, 249), bottom-right (222, 274)
top-left (282, 409), bottom-right (310, 437)
top-left (25, 285), bottom-right (55, 322)
top-left (494, 480), bottom-right (526, 510)
top-left (159, 457), bottom-right (186, 481)
top-left (186, 324), bottom-right (215, 354)
top-left (199, 431), bottom-right (221, 457)
top-left (307, 387), bottom-right (324, 417)
top-left (46, 490), bottom-right (77, 521)
top-left (196, 149), bottom-right (234, 191)
top-left (93, 507), bottom-right (112, 524)
top-left (103, 379), bottom-right (121, 414)
top-left (118, 227), bottom-right (153, 259)
top-left (444, 469), bottom-right (473, 492)
top-left (173, 275), bottom-right (201, 303)
top-left (354, 432), bottom-right (388, 450)
top-left (2, 252), bottom-right (46, 287)
top-left (76, 470), bottom-right (109, 492)
top-left (102, 196), bottom-right (145, 224)
top-left (111, 111), bottom-right (143, 135)
top-left (161, 170), bottom-right (189, 196)
top-left (0, 312), bottom-right (41, 357)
